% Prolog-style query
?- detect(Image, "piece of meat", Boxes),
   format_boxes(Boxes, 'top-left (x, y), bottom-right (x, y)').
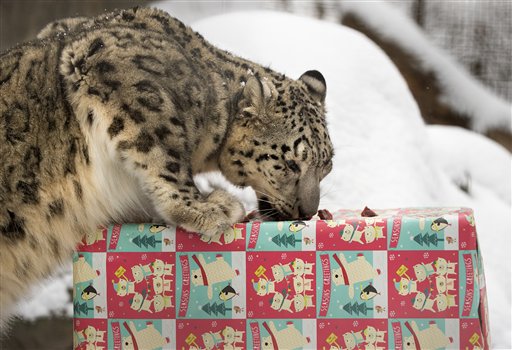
top-left (361, 206), bottom-right (378, 217)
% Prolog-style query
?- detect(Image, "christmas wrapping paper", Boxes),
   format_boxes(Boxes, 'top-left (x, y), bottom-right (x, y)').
top-left (73, 207), bottom-right (490, 350)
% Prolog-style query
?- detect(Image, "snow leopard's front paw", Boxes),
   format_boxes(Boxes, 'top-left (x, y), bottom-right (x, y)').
top-left (177, 189), bottom-right (245, 237)
top-left (206, 189), bottom-right (245, 225)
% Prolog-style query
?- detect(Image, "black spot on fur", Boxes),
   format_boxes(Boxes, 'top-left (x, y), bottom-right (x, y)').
top-left (169, 117), bottom-right (185, 128)
top-left (137, 96), bottom-right (162, 112)
top-left (159, 174), bottom-right (178, 183)
top-left (134, 80), bottom-right (157, 93)
top-left (108, 116), bottom-right (125, 138)
top-left (151, 14), bottom-right (173, 34)
top-left (87, 38), bottom-right (104, 57)
top-left (122, 11), bottom-right (136, 21)
top-left (87, 87), bottom-right (101, 97)
top-left (103, 79), bottom-right (121, 91)
top-left (87, 110), bottom-right (94, 126)
top-left (134, 131), bottom-right (154, 153)
top-left (132, 55), bottom-right (164, 75)
top-left (17, 181), bottom-right (39, 204)
top-left (4, 103), bottom-right (30, 145)
top-left (117, 141), bottom-right (132, 151)
top-left (82, 145), bottom-right (90, 165)
top-left (242, 149), bottom-right (254, 158)
top-left (166, 162), bottom-right (180, 173)
top-left (64, 138), bottom-right (78, 175)
top-left (133, 22), bottom-right (147, 30)
top-left (1, 210), bottom-right (26, 240)
top-left (281, 144), bottom-right (291, 153)
top-left (122, 104), bottom-right (146, 124)
top-left (171, 193), bottom-right (179, 199)
top-left (74, 180), bottom-right (83, 200)
top-left (167, 148), bottom-right (180, 159)
top-left (255, 154), bottom-right (270, 163)
top-left (223, 69), bottom-right (235, 80)
top-left (154, 125), bottom-right (171, 140)
top-left (48, 199), bottom-right (65, 217)
top-left (191, 48), bottom-right (201, 58)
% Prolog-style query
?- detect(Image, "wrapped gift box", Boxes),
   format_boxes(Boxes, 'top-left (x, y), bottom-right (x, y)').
top-left (73, 207), bottom-right (490, 349)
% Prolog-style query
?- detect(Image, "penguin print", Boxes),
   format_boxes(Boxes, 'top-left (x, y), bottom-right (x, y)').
top-left (360, 283), bottom-right (380, 301)
top-left (289, 221), bottom-right (308, 233)
top-left (81, 284), bottom-right (99, 301)
top-left (219, 284), bottom-right (238, 302)
top-left (149, 225), bottom-right (167, 234)
top-left (431, 218), bottom-right (451, 232)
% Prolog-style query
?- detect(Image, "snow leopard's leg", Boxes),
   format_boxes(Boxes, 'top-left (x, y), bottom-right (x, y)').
top-left (60, 29), bottom-right (244, 236)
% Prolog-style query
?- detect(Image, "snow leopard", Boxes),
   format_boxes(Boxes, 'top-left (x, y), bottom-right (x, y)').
top-left (0, 7), bottom-right (333, 326)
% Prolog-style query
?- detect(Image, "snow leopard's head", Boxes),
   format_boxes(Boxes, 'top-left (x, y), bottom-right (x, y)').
top-left (220, 70), bottom-right (333, 220)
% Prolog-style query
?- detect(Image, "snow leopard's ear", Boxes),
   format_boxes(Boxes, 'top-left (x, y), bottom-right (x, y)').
top-left (241, 76), bottom-right (277, 115)
top-left (299, 70), bottom-right (326, 103)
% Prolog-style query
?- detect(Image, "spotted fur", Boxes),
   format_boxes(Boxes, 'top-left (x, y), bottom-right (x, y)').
top-left (0, 7), bottom-right (333, 327)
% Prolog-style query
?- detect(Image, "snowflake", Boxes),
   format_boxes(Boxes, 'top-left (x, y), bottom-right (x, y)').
top-left (462, 322), bottom-right (468, 329)
top-left (177, 243), bottom-right (184, 250)
top-left (108, 311), bottom-right (115, 318)
top-left (318, 242), bottom-right (324, 249)
top-left (212, 321), bottom-right (217, 328)
top-left (76, 320), bottom-right (81, 326)
top-left (188, 234), bottom-right (194, 239)
top-left (281, 253), bottom-right (287, 260)
top-left (353, 320), bottom-right (359, 327)
top-left (423, 252), bottom-right (429, 259)
top-left (248, 255), bottom-right (253, 262)
top-left (259, 301), bottom-right (264, 307)
top-left (400, 301), bottom-right (406, 307)
top-left (329, 232), bottom-right (334, 239)
top-left (248, 311), bottom-right (254, 317)
top-left (319, 322), bottom-right (325, 329)
top-left (461, 242), bottom-right (467, 248)
top-left (108, 256), bottom-right (114, 263)
top-left (141, 254), bottom-right (147, 261)
top-left (178, 322), bottom-right (184, 330)
top-left (390, 310), bottom-right (395, 317)
top-left (389, 254), bottom-right (395, 261)
top-left (119, 301), bottom-right (124, 307)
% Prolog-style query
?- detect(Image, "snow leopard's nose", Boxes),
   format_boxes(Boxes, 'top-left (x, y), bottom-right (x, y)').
top-left (297, 167), bottom-right (320, 219)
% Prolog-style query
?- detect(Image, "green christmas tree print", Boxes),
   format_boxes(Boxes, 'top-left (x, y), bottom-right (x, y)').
top-left (74, 301), bottom-right (94, 316)
top-left (343, 302), bottom-right (372, 316)
top-left (132, 234), bottom-right (161, 249)
top-left (272, 233), bottom-right (301, 248)
top-left (413, 232), bottom-right (443, 247)
top-left (202, 302), bottom-right (232, 316)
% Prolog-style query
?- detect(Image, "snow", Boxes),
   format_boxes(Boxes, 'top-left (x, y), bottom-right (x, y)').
top-left (339, 1), bottom-right (512, 133)
top-left (189, 11), bottom-right (512, 347)
top-left (13, 9), bottom-right (510, 348)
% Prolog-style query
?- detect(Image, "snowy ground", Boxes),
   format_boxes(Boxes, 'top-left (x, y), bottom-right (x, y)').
top-left (14, 8), bottom-right (511, 349)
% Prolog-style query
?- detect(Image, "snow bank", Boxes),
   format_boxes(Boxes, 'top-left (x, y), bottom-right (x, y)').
top-left (340, 1), bottom-right (512, 133)
top-left (191, 12), bottom-right (510, 348)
